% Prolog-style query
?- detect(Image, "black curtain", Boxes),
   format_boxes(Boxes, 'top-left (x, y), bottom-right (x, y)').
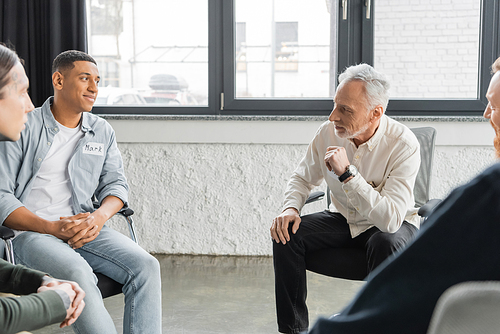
top-left (0, 0), bottom-right (87, 107)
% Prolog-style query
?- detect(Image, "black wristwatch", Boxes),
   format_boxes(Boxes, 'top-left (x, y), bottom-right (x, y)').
top-left (338, 165), bottom-right (358, 183)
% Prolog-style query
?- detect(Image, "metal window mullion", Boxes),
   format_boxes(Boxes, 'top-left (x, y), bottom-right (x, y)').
top-left (337, 0), bottom-right (367, 78)
top-left (477, 0), bottom-right (499, 105)
top-left (221, 0), bottom-right (237, 113)
top-left (337, 0), bottom-right (351, 80)
top-left (361, 0), bottom-right (374, 65)
top-left (209, 0), bottom-right (223, 115)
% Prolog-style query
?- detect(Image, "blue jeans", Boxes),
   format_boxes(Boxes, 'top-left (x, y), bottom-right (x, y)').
top-left (12, 226), bottom-right (162, 334)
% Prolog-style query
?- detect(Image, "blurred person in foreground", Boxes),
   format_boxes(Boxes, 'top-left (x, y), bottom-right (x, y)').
top-left (0, 44), bottom-right (85, 334)
top-left (309, 57), bottom-right (500, 334)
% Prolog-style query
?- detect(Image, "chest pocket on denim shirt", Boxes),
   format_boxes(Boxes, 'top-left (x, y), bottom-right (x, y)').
top-left (79, 142), bottom-right (107, 177)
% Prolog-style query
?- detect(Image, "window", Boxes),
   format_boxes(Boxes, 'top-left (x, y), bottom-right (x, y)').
top-left (224, 0), bottom-right (336, 114)
top-left (89, 0), bottom-right (500, 116)
top-left (374, 1), bottom-right (481, 99)
top-left (233, 0), bottom-right (332, 100)
top-left (274, 22), bottom-right (298, 73)
top-left (88, 0), bottom-right (210, 114)
top-left (235, 22), bottom-right (247, 72)
top-left (367, 0), bottom-right (494, 115)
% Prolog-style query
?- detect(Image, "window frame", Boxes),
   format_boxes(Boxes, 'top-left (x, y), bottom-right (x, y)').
top-left (92, 0), bottom-right (222, 115)
top-left (220, 1), bottom-right (333, 115)
top-left (379, 0), bottom-right (499, 116)
top-left (91, 0), bottom-right (500, 116)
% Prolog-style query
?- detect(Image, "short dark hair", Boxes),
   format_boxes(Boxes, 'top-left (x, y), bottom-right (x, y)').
top-left (52, 50), bottom-right (97, 74)
top-left (0, 44), bottom-right (20, 99)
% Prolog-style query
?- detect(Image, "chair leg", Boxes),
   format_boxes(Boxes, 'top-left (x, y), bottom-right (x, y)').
top-left (126, 216), bottom-right (139, 244)
top-left (5, 239), bottom-right (15, 265)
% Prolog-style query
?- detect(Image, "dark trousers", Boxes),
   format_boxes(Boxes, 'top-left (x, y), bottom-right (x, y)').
top-left (273, 211), bottom-right (418, 334)
top-left (309, 163), bottom-right (500, 334)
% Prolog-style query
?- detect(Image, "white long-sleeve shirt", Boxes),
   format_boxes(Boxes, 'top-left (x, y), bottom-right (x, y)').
top-left (282, 115), bottom-right (421, 238)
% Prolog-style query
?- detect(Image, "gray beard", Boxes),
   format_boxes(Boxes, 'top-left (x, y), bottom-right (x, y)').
top-left (335, 121), bottom-right (371, 140)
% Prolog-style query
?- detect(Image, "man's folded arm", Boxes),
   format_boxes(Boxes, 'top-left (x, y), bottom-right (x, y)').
top-left (282, 135), bottom-right (326, 214)
top-left (2, 206), bottom-right (52, 234)
top-left (0, 260), bottom-right (47, 295)
top-left (90, 195), bottom-right (125, 229)
top-left (0, 260), bottom-right (67, 334)
top-left (282, 173), bottom-right (317, 214)
top-left (0, 140), bottom-right (26, 225)
top-left (94, 129), bottom-right (129, 209)
top-left (0, 291), bottom-right (67, 334)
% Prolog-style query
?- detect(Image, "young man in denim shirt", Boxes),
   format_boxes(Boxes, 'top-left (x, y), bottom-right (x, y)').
top-left (0, 50), bottom-right (161, 334)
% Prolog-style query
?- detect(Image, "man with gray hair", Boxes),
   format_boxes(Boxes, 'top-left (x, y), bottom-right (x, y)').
top-left (307, 56), bottom-right (500, 334)
top-left (271, 63), bottom-right (420, 334)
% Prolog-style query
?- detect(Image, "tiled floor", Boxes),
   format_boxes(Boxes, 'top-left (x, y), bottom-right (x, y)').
top-left (32, 255), bottom-right (365, 334)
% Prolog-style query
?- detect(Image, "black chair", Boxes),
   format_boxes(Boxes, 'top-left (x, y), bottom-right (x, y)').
top-left (0, 205), bottom-right (138, 299)
top-left (304, 127), bottom-right (440, 280)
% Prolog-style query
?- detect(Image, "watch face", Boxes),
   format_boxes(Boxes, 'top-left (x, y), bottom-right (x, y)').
top-left (348, 165), bottom-right (358, 175)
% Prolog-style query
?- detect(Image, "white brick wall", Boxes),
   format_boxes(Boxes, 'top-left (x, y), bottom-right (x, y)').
top-left (374, 0), bottom-right (481, 98)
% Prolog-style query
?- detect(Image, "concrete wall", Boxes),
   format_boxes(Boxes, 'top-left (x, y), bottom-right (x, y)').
top-left (105, 117), bottom-right (497, 256)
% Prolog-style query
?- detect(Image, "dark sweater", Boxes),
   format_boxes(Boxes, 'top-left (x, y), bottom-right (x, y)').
top-left (0, 259), bottom-right (66, 334)
top-left (311, 162), bottom-right (500, 334)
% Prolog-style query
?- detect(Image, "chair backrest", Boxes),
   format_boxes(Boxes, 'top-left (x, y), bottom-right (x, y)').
top-left (427, 281), bottom-right (500, 334)
top-left (326, 126), bottom-right (436, 208)
top-left (411, 127), bottom-right (437, 207)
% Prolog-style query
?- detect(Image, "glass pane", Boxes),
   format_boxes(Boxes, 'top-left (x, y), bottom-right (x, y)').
top-left (87, 0), bottom-right (208, 107)
top-left (374, 0), bottom-right (481, 99)
top-left (234, 0), bottom-right (337, 98)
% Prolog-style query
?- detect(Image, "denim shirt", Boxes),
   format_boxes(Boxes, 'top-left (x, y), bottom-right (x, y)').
top-left (0, 97), bottom-right (129, 224)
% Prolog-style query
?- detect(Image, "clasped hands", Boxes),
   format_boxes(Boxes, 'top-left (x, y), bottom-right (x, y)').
top-left (38, 277), bottom-right (85, 328)
top-left (51, 212), bottom-right (103, 249)
top-left (270, 146), bottom-right (350, 244)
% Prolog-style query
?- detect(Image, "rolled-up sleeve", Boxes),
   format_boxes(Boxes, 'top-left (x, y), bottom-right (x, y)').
top-left (0, 292), bottom-right (66, 334)
top-left (94, 129), bottom-right (129, 208)
top-left (282, 129), bottom-right (325, 213)
top-left (341, 143), bottom-right (420, 233)
top-left (0, 140), bottom-right (26, 225)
